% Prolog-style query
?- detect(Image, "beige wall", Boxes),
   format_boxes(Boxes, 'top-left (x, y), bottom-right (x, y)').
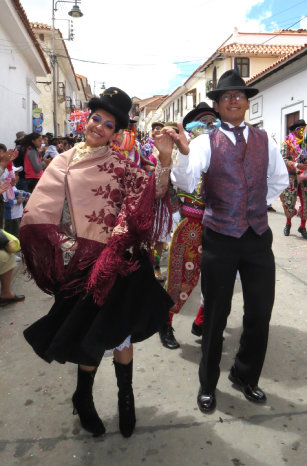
top-left (37, 67), bottom-right (70, 136)
top-left (37, 79), bottom-right (53, 135)
top-left (249, 57), bottom-right (279, 79)
top-left (35, 30), bottom-right (77, 136)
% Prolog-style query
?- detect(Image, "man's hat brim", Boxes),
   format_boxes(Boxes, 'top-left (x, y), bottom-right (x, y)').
top-left (207, 86), bottom-right (258, 101)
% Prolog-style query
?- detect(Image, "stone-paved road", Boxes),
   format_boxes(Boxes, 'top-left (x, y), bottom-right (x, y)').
top-left (0, 199), bottom-right (306, 466)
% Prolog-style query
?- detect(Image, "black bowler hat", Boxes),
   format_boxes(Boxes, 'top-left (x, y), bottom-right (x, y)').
top-left (87, 87), bottom-right (132, 130)
top-left (207, 69), bottom-right (259, 102)
top-left (183, 102), bottom-right (218, 130)
top-left (289, 119), bottom-right (306, 132)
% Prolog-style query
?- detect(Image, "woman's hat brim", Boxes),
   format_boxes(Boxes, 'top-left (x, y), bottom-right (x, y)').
top-left (207, 86), bottom-right (259, 101)
top-left (89, 101), bottom-right (129, 129)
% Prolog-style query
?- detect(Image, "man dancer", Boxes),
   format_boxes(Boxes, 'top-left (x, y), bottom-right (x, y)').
top-left (280, 119), bottom-right (307, 238)
top-left (155, 69), bottom-right (289, 413)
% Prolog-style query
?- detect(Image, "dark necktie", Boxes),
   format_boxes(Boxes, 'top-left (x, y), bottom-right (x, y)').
top-left (221, 122), bottom-right (246, 146)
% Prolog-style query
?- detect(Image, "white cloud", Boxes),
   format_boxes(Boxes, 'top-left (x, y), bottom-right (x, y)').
top-left (20, 0), bottom-right (269, 98)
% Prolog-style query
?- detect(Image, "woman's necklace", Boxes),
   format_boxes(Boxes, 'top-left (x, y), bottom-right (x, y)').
top-left (70, 142), bottom-right (106, 165)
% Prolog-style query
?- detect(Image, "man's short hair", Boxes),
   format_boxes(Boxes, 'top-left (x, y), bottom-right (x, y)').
top-left (0, 143), bottom-right (7, 152)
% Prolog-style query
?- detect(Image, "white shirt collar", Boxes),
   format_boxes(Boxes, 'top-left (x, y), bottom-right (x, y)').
top-left (222, 121), bottom-right (246, 128)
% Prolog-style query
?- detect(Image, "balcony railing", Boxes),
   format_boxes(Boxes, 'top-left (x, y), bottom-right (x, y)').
top-left (65, 96), bottom-right (74, 113)
top-left (57, 82), bottom-right (66, 102)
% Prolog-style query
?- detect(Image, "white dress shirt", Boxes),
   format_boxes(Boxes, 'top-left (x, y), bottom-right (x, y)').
top-left (171, 122), bottom-right (289, 206)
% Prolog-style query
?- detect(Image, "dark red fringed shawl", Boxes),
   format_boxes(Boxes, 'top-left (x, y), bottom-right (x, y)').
top-left (19, 147), bottom-right (171, 306)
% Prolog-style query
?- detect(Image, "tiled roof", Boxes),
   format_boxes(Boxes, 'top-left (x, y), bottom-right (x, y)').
top-left (138, 95), bottom-right (167, 111)
top-left (218, 43), bottom-right (302, 56)
top-left (182, 31), bottom-right (307, 86)
top-left (11, 1), bottom-right (50, 73)
top-left (247, 43), bottom-right (307, 84)
top-left (30, 22), bottom-right (52, 31)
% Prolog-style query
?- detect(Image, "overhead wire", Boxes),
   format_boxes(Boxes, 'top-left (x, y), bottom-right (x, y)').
top-left (2, 1), bottom-right (306, 71)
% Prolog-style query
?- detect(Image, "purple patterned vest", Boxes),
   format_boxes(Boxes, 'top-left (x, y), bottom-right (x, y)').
top-left (203, 126), bottom-right (269, 238)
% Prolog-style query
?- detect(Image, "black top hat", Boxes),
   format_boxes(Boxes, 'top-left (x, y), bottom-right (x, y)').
top-left (152, 121), bottom-right (164, 129)
top-left (87, 87), bottom-right (132, 130)
top-left (289, 119), bottom-right (306, 132)
top-left (182, 102), bottom-right (218, 130)
top-left (207, 69), bottom-right (259, 101)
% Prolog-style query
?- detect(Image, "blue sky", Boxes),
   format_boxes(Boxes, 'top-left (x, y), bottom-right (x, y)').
top-left (248, 0), bottom-right (307, 30)
top-left (19, 0), bottom-right (307, 98)
top-left (167, 0), bottom-right (307, 95)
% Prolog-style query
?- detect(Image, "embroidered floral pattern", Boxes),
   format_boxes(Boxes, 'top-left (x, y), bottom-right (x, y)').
top-left (85, 154), bottom-right (148, 236)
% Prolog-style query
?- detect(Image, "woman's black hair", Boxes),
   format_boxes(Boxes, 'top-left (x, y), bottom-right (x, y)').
top-left (21, 132), bottom-right (42, 148)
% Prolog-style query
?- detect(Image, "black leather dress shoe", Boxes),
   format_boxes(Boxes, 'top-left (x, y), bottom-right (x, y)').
top-left (159, 324), bottom-right (180, 349)
top-left (191, 321), bottom-right (203, 337)
top-left (197, 388), bottom-right (216, 413)
top-left (283, 224), bottom-right (291, 236)
top-left (228, 367), bottom-right (266, 403)
top-left (298, 226), bottom-right (307, 239)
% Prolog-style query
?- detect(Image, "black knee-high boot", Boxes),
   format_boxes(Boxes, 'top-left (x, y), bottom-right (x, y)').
top-left (72, 366), bottom-right (105, 437)
top-left (114, 359), bottom-right (136, 438)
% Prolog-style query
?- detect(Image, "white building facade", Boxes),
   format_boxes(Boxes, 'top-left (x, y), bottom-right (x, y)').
top-left (248, 46), bottom-right (307, 146)
top-left (0, 0), bottom-right (50, 147)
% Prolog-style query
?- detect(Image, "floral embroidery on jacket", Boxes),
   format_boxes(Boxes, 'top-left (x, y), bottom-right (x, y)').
top-left (85, 154), bottom-right (148, 236)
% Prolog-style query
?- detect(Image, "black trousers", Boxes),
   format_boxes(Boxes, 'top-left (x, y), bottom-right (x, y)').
top-left (27, 178), bottom-right (39, 193)
top-left (4, 218), bottom-right (20, 238)
top-left (199, 227), bottom-right (275, 392)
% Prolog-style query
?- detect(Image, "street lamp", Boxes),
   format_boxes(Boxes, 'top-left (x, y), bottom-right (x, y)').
top-left (51, 0), bottom-right (83, 136)
top-left (93, 81), bottom-right (106, 96)
top-left (68, 2), bottom-right (83, 17)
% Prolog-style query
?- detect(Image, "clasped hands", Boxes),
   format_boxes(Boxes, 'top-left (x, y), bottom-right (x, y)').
top-left (154, 123), bottom-right (189, 166)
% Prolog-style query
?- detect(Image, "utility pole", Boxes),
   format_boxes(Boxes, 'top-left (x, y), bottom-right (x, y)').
top-left (51, 0), bottom-right (58, 137)
top-left (51, 1), bottom-right (83, 137)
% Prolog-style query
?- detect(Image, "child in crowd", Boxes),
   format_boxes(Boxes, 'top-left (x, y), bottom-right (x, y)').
top-left (44, 138), bottom-right (59, 159)
top-left (3, 168), bottom-right (30, 239)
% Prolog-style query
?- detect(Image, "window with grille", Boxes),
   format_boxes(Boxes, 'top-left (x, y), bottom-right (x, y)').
top-left (234, 58), bottom-right (250, 77)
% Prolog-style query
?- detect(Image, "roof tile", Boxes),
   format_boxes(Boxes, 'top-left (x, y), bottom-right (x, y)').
top-left (218, 43), bottom-right (302, 56)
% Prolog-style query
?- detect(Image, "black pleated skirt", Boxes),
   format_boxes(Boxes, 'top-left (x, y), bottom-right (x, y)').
top-left (24, 251), bottom-right (173, 366)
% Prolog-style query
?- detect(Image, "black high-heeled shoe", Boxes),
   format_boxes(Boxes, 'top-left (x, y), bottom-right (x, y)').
top-left (72, 367), bottom-right (105, 437)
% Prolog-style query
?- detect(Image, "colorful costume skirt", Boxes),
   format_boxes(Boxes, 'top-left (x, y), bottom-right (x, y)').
top-left (24, 251), bottom-right (173, 366)
top-left (166, 198), bottom-right (204, 316)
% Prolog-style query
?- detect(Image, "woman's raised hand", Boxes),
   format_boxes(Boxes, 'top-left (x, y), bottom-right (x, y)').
top-left (154, 130), bottom-right (174, 167)
top-left (155, 123), bottom-right (189, 161)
